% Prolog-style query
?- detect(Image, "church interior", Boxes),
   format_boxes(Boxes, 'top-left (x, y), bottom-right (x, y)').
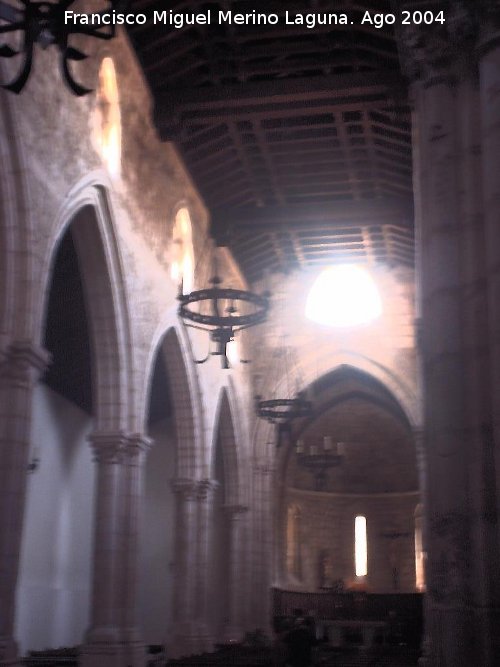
top-left (0, 1), bottom-right (499, 666)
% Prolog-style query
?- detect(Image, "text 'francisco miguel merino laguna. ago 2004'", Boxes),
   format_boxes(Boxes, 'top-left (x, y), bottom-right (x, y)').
top-left (64, 8), bottom-right (447, 30)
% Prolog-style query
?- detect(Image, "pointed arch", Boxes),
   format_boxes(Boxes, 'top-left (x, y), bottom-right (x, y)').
top-left (274, 362), bottom-right (419, 485)
top-left (144, 326), bottom-right (202, 478)
top-left (212, 388), bottom-right (241, 506)
top-left (254, 350), bottom-right (421, 467)
top-left (36, 177), bottom-right (133, 431)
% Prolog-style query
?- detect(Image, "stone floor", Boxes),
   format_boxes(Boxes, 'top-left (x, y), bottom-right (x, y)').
top-left (311, 647), bottom-right (419, 666)
top-left (20, 644), bottom-right (420, 666)
top-left (166, 645), bottom-right (420, 666)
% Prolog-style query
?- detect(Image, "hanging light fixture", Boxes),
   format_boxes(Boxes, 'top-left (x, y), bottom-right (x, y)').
top-left (0, 0), bottom-right (127, 95)
top-left (296, 437), bottom-right (345, 491)
top-left (256, 393), bottom-right (312, 427)
top-left (255, 292), bottom-right (312, 442)
top-left (178, 246), bottom-right (269, 369)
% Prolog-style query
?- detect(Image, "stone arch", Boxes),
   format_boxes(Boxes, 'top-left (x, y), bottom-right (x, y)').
top-left (212, 387), bottom-right (242, 506)
top-left (272, 362), bottom-right (422, 590)
top-left (210, 386), bottom-right (247, 643)
top-left (143, 325), bottom-right (202, 479)
top-left (254, 350), bottom-right (421, 466)
top-left (273, 361), bottom-right (419, 485)
top-left (36, 175), bottom-right (133, 432)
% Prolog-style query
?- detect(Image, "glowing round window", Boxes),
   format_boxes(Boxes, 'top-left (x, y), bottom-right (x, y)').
top-left (305, 265), bottom-right (382, 327)
top-left (94, 58), bottom-right (121, 177)
top-left (171, 207), bottom-right (194, 294)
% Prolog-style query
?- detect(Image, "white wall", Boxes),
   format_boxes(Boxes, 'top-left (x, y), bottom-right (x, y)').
top-left (16, 384), bottom-right (94, 653)
top-left (139, 418), bottom-right (176, 645)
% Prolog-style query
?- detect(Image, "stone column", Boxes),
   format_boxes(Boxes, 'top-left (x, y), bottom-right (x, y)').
top-left (402, 3), bottom-right (500, 662)
top-left (404, 17), bottom-right (475, 662)
top-left (117, 434), bottom-right (151, 667)
top-left (82, 432), bottom-right (127, 667)
top-left (478, 14), bottom-right (500, 664)
top-left (0, 341), bottom-right (49, 666)
top-left (195, 480), bottom-right (218, 652)
top-left (419, 77), bottom-right (473, 667)
top-left (250, 464), bottom-right (274, 635)
top-left (170, 479), bottom-right (198, 658)
top-left (222, 505), bottom-right (248, 642)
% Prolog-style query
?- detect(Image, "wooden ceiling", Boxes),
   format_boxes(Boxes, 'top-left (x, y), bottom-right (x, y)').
top-left (127, 1), bottom-right (414, 283)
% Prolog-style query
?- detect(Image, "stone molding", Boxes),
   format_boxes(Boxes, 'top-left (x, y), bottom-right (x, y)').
top-left (398, 2), bottom-right (499, 82)
top-left (171, 478), bottom-right (199, 500)
top-left (123, 433), bottom-right (152, 465)
top-left (253, 463), bottom-right (275, 476)
top-left (89, 432), bottom-right (129, 464)
top-left (0, 340), bottom-right (50, 387)
top-left (88, 432), bottom-right (152, 465)
top-left (223, 504), bottom-right (249, 518)
top-left (196, 479), bottom-right (219, 501)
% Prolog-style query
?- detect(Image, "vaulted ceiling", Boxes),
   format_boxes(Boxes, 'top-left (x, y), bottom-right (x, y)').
top-left (128, 1), bottom-right (414, 283)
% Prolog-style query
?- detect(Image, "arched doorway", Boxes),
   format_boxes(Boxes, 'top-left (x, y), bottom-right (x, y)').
top-left (139, 328), bottom-right (198, 649)
top-left (16, 221), bottom-right (93, 651)
top-left (15, 198), bottom-right (131, 655)
top-left (210, 389), bottom-right (244, 643)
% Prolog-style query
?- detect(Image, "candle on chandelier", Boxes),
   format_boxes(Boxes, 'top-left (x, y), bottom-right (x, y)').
top-left (323, 436), bottom-right (333, 451)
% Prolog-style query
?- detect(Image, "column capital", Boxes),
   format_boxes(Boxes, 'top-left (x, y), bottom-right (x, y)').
top-left (223, 504), bottom-right (249, 518)
top-left (88, 432), bottom-right (128, 464)
top-left (253, 463), bottom-right (275, 476)
top-left (196, 478), bottom-right (219, 500)
top-left (1, 340), bottom-right (50, 386)
top-left (399, 3), bottom-right (479, 85)
top-left (123, 433), bottom-right (153, 464)
top-left (171, 478), bottom-right (199, 500)
top-left (478, 13), bottom-right (500, 56)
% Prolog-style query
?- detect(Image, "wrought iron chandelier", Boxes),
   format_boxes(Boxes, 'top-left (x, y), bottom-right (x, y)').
top-left (255, 293), bottom-right (312, 440)
top-left (256, 394), bottom-right (312, 425)
top-left (0, 0), bottom-right (126, 95)
top-left (177, 254), bottom-right (269, 369)
top-left (296, 437), bottom-right (345, 491)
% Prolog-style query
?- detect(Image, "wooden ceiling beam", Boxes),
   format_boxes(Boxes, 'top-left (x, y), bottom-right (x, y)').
top-left (211, 200), bottom-right (413, 241)
top-left (155, 71), bottom-right (407, 137)
top-left (178, 98), bottom-right (409, 126)
top-left (166, 71), bottom-right (403, 109)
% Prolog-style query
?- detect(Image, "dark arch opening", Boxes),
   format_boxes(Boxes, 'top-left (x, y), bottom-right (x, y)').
top-left (17, 224), bottom-right (97, 654)
top-left (140, 333), bottom-right (179, 645)
top-left (42, 229), bottom-right (92, 413)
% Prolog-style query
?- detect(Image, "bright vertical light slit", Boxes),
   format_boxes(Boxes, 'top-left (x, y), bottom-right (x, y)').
top-left (415, 508), bottom-right (425, 591)
top-left (355, 515), bottom-right (367, 576)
